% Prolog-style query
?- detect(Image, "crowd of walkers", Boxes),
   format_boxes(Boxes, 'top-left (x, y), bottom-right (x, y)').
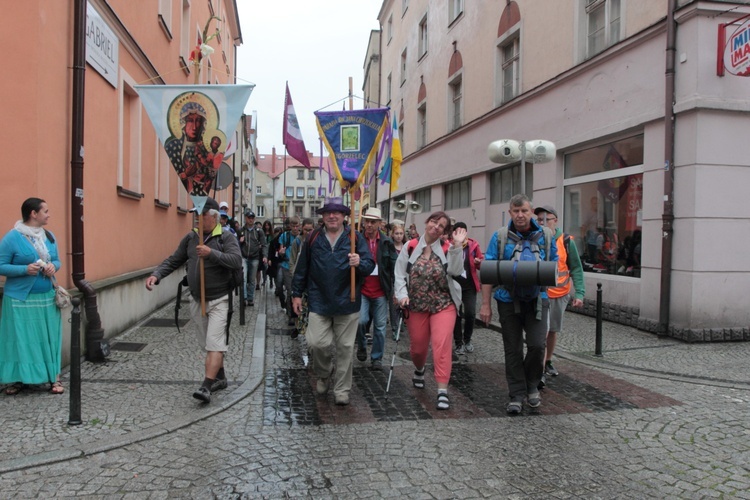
top-left (1, 193), bottom-right (584, 417)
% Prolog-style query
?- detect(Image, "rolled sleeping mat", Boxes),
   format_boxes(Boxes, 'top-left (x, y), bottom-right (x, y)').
top-left (479, 260), bottom-right (559, 287)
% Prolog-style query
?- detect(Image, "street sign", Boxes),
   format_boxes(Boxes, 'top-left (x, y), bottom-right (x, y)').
top-left (86, 2), bottom-right (119, 88)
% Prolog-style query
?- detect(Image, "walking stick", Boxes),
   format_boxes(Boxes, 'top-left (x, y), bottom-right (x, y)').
top-left (385, 307), bottom-right (409, 397)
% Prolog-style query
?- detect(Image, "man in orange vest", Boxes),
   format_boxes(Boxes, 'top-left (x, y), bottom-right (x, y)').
top-left (534, 206), bottom-right (585, 387)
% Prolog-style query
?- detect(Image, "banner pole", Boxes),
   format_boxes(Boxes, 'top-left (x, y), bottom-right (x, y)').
top-left (349, 190), bottom-right (356, 302)
top-left (199, 215), bottom-right (206, 316)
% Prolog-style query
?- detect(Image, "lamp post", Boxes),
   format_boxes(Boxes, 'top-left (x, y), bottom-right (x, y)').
top-left (487, 139), bottom-right (557, 196)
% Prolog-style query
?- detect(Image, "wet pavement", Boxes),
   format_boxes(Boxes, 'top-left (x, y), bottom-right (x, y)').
top-left (1, 285), bottom-right (749, 498)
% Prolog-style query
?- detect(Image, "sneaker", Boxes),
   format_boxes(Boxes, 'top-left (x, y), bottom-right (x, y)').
top-left (506, 401), bottom-right (522, 415)
top-left (370, 359), bottom-right (383, 371)
top-left (366, 333), bottom-right (373, 345)
top-left (210, 378), bottom-right (228, 392)
top-left (356, 347), bottom-right (367, 362)
top-left (316, 378), bottom-right (329, 395)
top-left (290, 328), bottom-right (299, 339)
top-left (436, 392), bottom-right (450, 410)
top-left (545, 361), bottom-right (559, 377)
top-left (455, 345), bottom-right (466, 355)
top-left (464, 342), bottom-right (474, 353)
top-left (527, 393), bottom-right (541, 408)
top-left (538, 374), bottom-right (546, 390)
top-left (192, 386), bottom-right (211, 403)
top-left (255, 284), bottom-right (260, 290)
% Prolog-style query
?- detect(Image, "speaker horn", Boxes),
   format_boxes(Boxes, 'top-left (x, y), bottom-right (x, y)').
top-left (409, 201), bottom-right (423, 214)
top-left (394, 200), bottom-right (408, 213)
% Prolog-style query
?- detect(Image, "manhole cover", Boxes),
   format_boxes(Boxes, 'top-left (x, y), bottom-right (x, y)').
top-left (143, 318), bottom-right (189, 327)
top-left (110, 342), bottom-right (147, 352)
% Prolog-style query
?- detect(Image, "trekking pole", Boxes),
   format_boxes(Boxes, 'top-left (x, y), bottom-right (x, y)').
top-left (385, 307), bottom-right (409, 397)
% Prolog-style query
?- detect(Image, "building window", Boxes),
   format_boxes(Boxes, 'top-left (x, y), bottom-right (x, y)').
top-left (387, 14), bottom-right (393, 43)
top-left (256, 205), bottom-right (265, 218)
top-left (444, 178), bottom-right (470, 210)
top-left (449, 0), bottom-right (463, 24)
top-left (449, 75), bottom-right (462, 132)
top-left (417, 103), bottom-right (427, 149)
top-left (285, 187), bottom-right (294, 198)
top-left (307, 187), bottom-right (316, 198)
top-left (402, 0), bottom-right (409, 16)
top-left (158, 0), bottom-right (173, 38)
top-left (563, 134), bottom-right (643, 276)
top-left (489, 164), bottom-right (532, 205)
top-left (499, 35), bottom-right (520, 104)
top-left (418, 15), bottom-right (428, 59)
top-left (296, 187), bottom-right (304, 198)
top-left (180, 0), bottom-right (191, 62)
top-left (400, 48), bottom-right (407, 85)
top-left (155, 139), bottom-right (170, 205)
top-left (118, 70), bottom-right (142, 197)
top-left (308, 169), bottom-right (315, 180)
top-left (413, 188), bottom-right (431, 213)
top-left (585, 0), bottom-right (621, 59)
top-left (297, 168), bottom-right (305, 180)
top-left (294, 205), bottom-right (304, 218)
top-left (387, 73), bottom-right (392, 104)
top-left (256, 186), bottom-right (262, 194)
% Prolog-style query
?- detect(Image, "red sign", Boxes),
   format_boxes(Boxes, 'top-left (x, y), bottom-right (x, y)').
top-left (719, 15), bottom-right (750, 76)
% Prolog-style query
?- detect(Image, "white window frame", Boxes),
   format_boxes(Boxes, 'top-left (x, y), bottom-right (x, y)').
top-left (307, 187), bottom-right (316, 199)
top-left (402, 0), bottom-right (409, 17)
top-left (285, 187), bottom-right (294, 198)
top-left (387, 14), bottom-right (393, 44)
top-left (417, 102), bottom-right (427, 149)
top-left (158, 0), bottom-right (173, 39)
top-left (155, 138), bottom-right (171, 205)
top-left (180, 0), bottom-right (191, 62)
top-left (256, 186), bottom-right (262, 195)
top-left (387, 73), bottom-right (392, 104)
top-left (449, 0), bottom-right (463, 25)
top-left (448, 72), bottom-right (462, 132)
top-left (255, 205), bottom-right (265, 218)
top-left (497, 29), bottom-right (520, 106)
top-left (400, 48), bottom-right (407, 86)
top-left (418, 14), bottom-right (428, 60)
top-left (444, 178), bottom-right (471, 210)
top-left (296, 187), bottom-right (305, 199)
top-left (118, 69), bottom-right (142, 196)
top-left (584, 0), bottom-right (621, 59)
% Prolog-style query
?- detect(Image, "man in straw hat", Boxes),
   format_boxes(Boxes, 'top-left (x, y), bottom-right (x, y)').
top-left (291, 197), bottom-right (375, 406)
top-left (355, 207), bottom-right (398, 370)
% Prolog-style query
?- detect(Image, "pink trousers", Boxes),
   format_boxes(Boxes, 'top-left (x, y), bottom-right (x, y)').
top-left (406, 305), bottom-right (456, 385)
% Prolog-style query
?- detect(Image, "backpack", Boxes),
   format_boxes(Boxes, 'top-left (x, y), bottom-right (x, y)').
top-left (497, 225), bottom-right (553, 302)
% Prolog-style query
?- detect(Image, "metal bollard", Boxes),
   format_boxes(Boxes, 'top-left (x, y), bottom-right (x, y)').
top-left (595, 283), bottom-right (603, 357)
top-left (68, 298), bottom-right (82, 426)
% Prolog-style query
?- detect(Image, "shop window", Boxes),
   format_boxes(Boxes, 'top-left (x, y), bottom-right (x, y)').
top-left (563, 134), bottom-right (643, 276)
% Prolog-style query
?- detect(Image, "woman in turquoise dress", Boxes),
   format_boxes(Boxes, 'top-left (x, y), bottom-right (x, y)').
top-left (0, 198), bottom-right (63, 395)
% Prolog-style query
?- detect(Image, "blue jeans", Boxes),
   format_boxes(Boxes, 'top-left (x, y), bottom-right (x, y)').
top-left (244, 258), bottom-right (260, 302)
top-left (357, 295), bottom-right (388, 361)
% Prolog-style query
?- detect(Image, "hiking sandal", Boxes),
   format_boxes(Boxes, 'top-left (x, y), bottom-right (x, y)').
top-left (436, 392), bottom-right (450, 410)
top-left (412, 368), bottom-right (425, 389)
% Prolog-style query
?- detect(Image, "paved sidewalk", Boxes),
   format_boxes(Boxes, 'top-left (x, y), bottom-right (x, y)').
top-left (2, 285), bottom-right (750, 475)
top-left (0, 288), bottom-right (267, 474)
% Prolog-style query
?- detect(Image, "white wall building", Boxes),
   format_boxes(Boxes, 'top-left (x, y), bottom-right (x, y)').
top-left (374, 0), bottom-right (750, 340)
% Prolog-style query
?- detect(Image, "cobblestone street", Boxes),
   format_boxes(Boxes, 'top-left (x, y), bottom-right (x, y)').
top-left (1, 287), bottom-right (749, 498)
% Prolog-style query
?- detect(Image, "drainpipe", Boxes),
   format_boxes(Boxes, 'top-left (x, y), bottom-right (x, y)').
top-left (72, 0), bottom-right (108, 361)
top-left (659, 0), bottom-right (677, 335)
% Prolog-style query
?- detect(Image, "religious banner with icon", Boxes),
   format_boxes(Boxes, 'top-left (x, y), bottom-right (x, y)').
top-left (136, 84), bottom-right (254, 212)
top-left (314, 108), bottom-right (389, 193)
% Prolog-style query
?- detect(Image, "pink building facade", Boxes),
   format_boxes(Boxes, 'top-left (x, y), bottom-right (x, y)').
top-left (1, 0), bottom-right (245, 362)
